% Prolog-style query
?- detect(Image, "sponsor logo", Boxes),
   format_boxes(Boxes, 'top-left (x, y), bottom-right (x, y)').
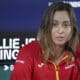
top-left (65, 64), bottom-right (75, 69)
top-left (38, 63), bottom-right (44, 68)
top-left (48, 1), bottom-right (80, 7)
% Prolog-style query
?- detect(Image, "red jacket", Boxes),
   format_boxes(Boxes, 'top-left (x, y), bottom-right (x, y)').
top-left (10, 41), bottom-right (80, 80)
top-left (76, 44), bottom-right (80, 57)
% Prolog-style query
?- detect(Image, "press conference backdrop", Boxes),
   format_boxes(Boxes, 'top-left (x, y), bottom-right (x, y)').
top-left (0, 0), bottom-right (80, 80)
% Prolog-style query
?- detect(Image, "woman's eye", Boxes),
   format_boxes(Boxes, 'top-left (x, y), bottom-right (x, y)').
top-left (52, 22), bottom-right (58, 26)
top-left (64, 24), bottom-right (69, 27)
top-left (63, 22), bottom-right (71, 28)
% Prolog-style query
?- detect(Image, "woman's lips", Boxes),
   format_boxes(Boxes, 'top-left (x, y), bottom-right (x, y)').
top-left (56, 37), bottom-right (64, 41)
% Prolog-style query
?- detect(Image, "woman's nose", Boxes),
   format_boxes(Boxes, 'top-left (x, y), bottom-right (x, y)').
top-left (57, 24), bottom-right (64, 34)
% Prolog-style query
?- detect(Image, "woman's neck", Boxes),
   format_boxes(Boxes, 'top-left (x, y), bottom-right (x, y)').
top-left (53, 45), bottom-right (65, 65)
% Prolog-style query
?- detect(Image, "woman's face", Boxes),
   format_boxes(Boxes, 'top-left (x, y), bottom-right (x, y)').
top-left (51, 11), bottom-right (72, 46)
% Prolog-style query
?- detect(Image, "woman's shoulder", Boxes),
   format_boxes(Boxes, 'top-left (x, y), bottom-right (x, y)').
top-left (23, 40), bottom-right (40, 50)
top-left (19, 40), bottom-right (41, 55)
top-left (17, 40), bottom-right (41, 60)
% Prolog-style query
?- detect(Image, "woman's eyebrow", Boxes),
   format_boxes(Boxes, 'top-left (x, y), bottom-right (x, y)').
top-left (62, 21), bottom-right (71, 24)
top-left (53, 20), bottom-right (70, 23)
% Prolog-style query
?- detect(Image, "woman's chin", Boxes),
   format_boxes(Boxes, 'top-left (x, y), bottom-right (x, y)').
top-left (55, 41), bottom-right (65, 46)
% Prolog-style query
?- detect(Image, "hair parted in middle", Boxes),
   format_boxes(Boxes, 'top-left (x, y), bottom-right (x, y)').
top-left (37, 2), bottom-right (79, 62)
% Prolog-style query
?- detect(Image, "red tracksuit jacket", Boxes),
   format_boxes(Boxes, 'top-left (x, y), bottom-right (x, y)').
top-left (10, 40), bottom-right (80, 80)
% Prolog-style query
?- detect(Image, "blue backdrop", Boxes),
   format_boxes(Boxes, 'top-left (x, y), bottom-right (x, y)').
top-left (0, 0), bottom-right (80, 80)
top-left (0, 0), bottom-right (80, 32)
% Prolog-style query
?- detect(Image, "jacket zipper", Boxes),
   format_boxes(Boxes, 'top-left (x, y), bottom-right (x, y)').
top-left (48, 54), bottom-right (69, 80)
top-left (48, 60), bottom-right (60, 80)
top-left (54, 64), bottom-right (59, 80)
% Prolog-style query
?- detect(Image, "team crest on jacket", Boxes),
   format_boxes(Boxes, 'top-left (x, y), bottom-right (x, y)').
top-left (37, 63), bottom-right (44, 68)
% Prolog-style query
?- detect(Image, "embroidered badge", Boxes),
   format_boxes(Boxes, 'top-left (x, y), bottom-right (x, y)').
top-left (65, 64), bottom-right (75, 69)
top-left (38, 63), bottom-right (44, 68)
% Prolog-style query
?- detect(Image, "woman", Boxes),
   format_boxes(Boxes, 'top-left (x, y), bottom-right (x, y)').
top-left (10, 2), bottom-right (80, 80)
